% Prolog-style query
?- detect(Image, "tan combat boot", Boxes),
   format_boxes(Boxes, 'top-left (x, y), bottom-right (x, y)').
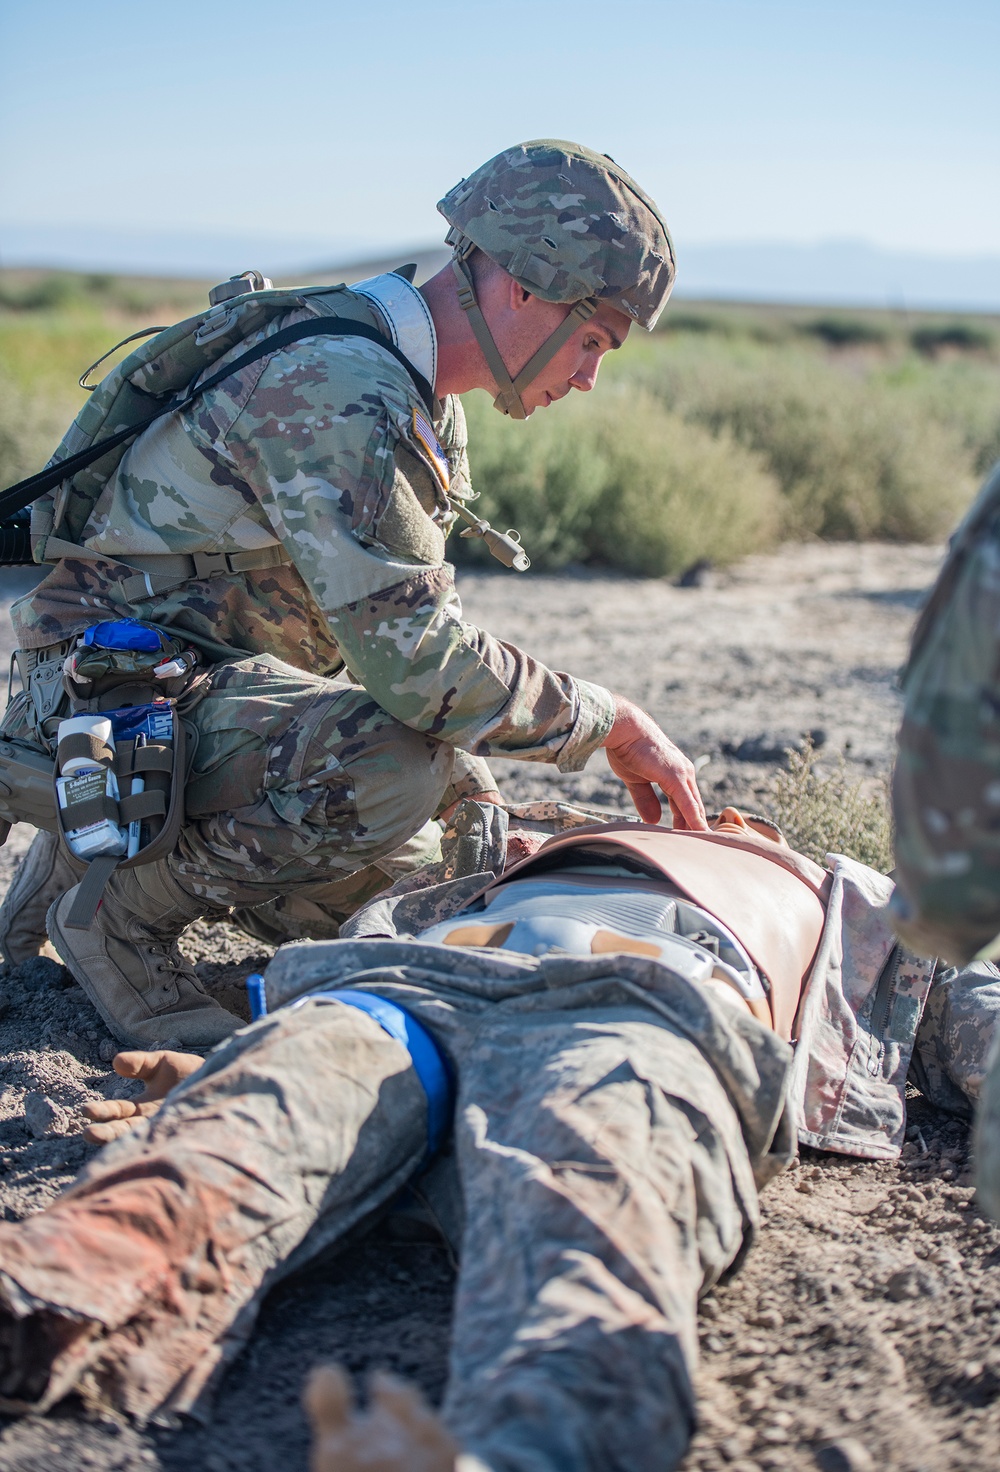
top-left (46, 860), bottom-right (242, 1048)
top-left (0, 830), bottom-right (85, 966)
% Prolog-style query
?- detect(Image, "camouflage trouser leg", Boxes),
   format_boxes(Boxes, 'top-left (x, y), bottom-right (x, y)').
top-left (445, 1006), bottom-right (758, 1472)
top-left (175, 655), bottom-right (455, 909)
top-left (976, 1030), bottom-right (1000, 1220)
top-left (0, 998), bottom-right (427, 1420)
top-left (229, 822), bottom-right (444, 945)
top-left (227, 739), bottom-right (496, 945)
top-left (909, 960), bottom-right (1000, 1116)
top-left (0, 996), bottom-right (760, 1454)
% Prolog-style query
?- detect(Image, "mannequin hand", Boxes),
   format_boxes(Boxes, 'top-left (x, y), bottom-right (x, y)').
top-left (82, 1049), bottom-right (205, 1144)
top-left (305, 1363), bottom-right (458, 1472)
top-left (604, 696), bottom-right (707, 829)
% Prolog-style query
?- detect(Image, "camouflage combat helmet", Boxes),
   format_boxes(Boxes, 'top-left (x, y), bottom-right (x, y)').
top-left (438, 139), bottom-right (676, 418)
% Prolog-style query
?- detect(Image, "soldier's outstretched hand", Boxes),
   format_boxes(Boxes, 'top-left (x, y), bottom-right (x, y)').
top-left (305, 1363), bottom-right (457, 1472)
top-left (604, 695), bottom-right (708, 829)
top-left (82, 1049), bottom-right (205, 1144)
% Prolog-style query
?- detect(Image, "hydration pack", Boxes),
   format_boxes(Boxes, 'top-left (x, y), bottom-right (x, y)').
top-left (0, 270), bottom-right (435, 567)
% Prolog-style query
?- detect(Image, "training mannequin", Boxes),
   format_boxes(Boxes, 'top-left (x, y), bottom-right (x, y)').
top-left (1, 806), bottom-right (997, 1472)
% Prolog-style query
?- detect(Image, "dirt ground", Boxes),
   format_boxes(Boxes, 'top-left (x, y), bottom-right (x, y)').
top-left (1, 544), bottom-right (999, 1472)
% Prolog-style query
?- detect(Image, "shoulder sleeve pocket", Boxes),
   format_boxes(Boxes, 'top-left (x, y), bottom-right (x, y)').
top-left (369, 450), bottom-right (446, 565)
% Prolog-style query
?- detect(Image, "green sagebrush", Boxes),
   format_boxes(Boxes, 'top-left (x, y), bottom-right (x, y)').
top-left (3, 293), bottom-right (999, 579)
top-left (768, 737), bottom-right (893, 873)
top-left (460, 385), bottom-right (779, 575)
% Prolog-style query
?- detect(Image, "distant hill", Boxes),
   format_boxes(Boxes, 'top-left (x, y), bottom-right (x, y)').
top-left (292, 246), bottom-right (450, 288)
top-left (2, 222), bottom-right (998, 311)
top-left (307, 239), bottom-right (1000, 312)
top-left (673, 239), bottom-right (1000, 312)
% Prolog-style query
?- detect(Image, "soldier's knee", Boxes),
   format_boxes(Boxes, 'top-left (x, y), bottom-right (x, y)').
top-left (347, 718), bottom-right (454, 856)
top-left (292, 689), bottom-right (454, 860)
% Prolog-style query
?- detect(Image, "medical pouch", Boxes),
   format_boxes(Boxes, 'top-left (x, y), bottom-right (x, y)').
top-left (53, 619), bottom-right (198, 927)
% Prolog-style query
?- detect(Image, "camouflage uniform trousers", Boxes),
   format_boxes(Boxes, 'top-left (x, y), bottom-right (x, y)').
top-left (0, 952), bottom-right (792, 1471)
top-left (4, 646), bottom-right (461, 934)
top-left (173, 653), bottom-right (455, 916)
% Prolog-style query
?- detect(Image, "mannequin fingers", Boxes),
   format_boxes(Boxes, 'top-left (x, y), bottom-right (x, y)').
top-left (83, 1117), bottom-right (142, 1146)
top-left (369, 1371), bottom-right (458, 1458)
top-left (304, 1363), bottom-right (353, 1439)
top-left (114, 1049), bottom-right (205, 1101)
top-left (83, 1098), bottom-right (140, 1122)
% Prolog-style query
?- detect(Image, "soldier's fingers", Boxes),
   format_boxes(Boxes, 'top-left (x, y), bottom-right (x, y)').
top-left (83, 1117), bottom-right (141, 1146)
top-left (667, 777), bottom-right (708, 831)
top-left (626, 781), bottom-right (662, 824)
top-left (82, 1098), bottom-right (139, 1122)
top-left (663, 773), bottom-right (708, 831)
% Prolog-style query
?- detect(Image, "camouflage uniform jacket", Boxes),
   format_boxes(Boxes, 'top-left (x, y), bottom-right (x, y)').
top-left (12, 275), bottom-right (615, 769)
top-left (334, 806), bottom-right (1000, 1161)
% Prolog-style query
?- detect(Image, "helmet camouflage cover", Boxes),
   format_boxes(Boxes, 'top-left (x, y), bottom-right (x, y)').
top-left (438, 139), bottom-right (676, 331)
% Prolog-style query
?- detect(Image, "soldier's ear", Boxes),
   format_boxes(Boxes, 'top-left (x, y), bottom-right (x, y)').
top-left (507, 277), bottom-right (535, 312)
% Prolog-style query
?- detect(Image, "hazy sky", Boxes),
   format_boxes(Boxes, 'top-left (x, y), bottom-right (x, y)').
top-left (1, 0), bottom-right (997, 261)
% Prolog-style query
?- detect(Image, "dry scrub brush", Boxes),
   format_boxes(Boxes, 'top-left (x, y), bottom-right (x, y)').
top-left (635, 336), bottom-right (981, 543)
top-left (459, 323), bottom-right (997, 574)
top-left (768, 738), bottom-right (893, 873)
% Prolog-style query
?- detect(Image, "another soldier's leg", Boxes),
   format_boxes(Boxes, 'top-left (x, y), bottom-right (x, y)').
top-left (0, 997), bottom-right (428, 1422)
top-left (443, 1007), bottom-right (761, 1472)
top-left (47, 657), bottom-right (453, 1044)
top-left (0, 829), bottom-right (84, 965)
top-left (906, 960), bottom-right (1000, 1222)
top-left (891, 465), bottom-right (1000, 963)
top-left (909, 960), bottom-right (1000, 1115)
top-left (976, 1032), bottom-right (1000, 1220)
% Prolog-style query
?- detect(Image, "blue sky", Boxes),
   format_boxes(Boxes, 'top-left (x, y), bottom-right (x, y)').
top-left (1, 0), bottom-right (997, 282)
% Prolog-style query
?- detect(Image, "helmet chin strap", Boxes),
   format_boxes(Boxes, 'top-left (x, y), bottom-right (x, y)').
top-left (450, 240), bottom-right (597, 419)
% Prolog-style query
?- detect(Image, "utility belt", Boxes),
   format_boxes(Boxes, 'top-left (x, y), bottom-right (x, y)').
top-left (0, 619), bottom-right (207, 928)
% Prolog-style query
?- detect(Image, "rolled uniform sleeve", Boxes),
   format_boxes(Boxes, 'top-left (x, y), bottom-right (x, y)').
top-left (220, 333), bottom-right (616, 768)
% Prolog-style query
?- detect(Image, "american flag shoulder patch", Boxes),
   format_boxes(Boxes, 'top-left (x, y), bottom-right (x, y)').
top-left (411, 407), bottom-right (450, 493)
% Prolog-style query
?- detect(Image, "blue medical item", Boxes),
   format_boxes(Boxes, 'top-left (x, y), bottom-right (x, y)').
top-left (246, 973), bottom-right (268, 1021)
top-left (317, 988), bottom-right (453, 1158)
top-left (107, 703), bottom-right (174, 744)
top-left (248, 975), bottom-right (450, 1155)
top-left (80, 619), bottom-right (162, 652)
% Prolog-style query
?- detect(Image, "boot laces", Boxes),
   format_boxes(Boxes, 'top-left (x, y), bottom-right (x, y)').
top-left (144, 941), bottom-right (199, 984)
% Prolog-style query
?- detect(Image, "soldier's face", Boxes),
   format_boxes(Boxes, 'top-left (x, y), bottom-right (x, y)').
top-left (517, 301), bottom-right (634, 415)
top-left (488, 282), bottom-right (633, 414)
